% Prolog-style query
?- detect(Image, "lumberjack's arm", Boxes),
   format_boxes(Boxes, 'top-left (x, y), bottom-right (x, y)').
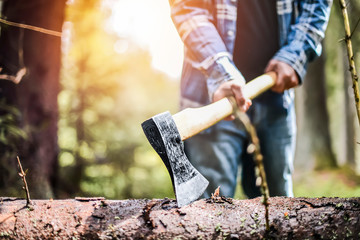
top-left (169, 0), bottom-right (245, 100)
top-left (273, 0), bottom-right (333, 82)
top-left (169, 0), bottom-right (229, 75)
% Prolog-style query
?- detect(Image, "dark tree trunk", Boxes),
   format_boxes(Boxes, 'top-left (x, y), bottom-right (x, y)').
top-left (0, 197), bottom-right (359, 239)
top-left (295, 50), bottom-right (337, 170)
top-left (0, 0), bottom-right (66, 198)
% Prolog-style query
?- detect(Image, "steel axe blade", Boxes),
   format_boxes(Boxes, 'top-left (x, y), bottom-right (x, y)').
top-left (141, 111), bottom-right (209, 207)
top-left (141, 73), bottom-right (277, 207)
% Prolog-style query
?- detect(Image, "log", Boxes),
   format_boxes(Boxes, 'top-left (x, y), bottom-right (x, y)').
top-left (0, 197), bottom-right (359, 239)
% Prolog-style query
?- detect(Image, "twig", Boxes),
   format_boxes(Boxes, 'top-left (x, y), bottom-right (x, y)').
top-left (339, 0), bottom-right (360, 126)
top-left (0, 26), bottom-right (27, 84)
top-left (232, 106), bottom-right (270, 231)
top-left (16, 156), bottom-right (32, 207)
top-left (0, 17), bottom-right (62, 37)
top-left (0, 68), bottom-right (26, 84)
top-left (350, 16), bottom-right (360, 38)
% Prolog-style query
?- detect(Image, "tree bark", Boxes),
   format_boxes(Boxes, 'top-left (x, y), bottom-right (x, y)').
top-left (295, 51), bottom-right (337, 170)
top-left (0, 0), bottom-right (66, 198)
top-left (0, 197), bottom-right (359, 239)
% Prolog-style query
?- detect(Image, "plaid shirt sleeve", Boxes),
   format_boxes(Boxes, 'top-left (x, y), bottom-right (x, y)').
top-left (274, 0), bottom-right (333, 81)
top-left (169, 0), bottom-right (245, 99)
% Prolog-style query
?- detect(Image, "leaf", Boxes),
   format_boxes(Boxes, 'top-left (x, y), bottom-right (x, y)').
top-left (7, 125), bottom-right (27, 139)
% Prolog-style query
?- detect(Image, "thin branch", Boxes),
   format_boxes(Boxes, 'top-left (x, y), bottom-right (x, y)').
top-left (0, 17), bottom-right (62, 37)
top-left (0, 68), bottom-right (26, 84)
top-left (350, 16), bottom-right (360, 38)
top-left (339, 0), bottom-right (360, 126)
top-left (16, 156), bottom-right (32, 207)
top-left (231, 102), bottom-right (270, 231)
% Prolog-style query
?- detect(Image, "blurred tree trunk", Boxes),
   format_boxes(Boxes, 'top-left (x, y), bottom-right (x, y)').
top-left (295, 50), bottom-right (337, 170)
top-left (0, 0), bottom-right (66, 198)
top-left (73, 80), bottom-right (86, 193)
top-left (343, 49), bottom-right (356, 167)
top-left (344, 1), bottom-right (359, 167)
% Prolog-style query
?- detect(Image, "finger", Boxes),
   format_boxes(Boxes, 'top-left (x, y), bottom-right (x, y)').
top-left (271, 73), bottom-right (285, 93)
top-left (224, 114), bottom-right (235, 121)
top-left (241, 99), bottom-right (252, 112)
top-left (265, 60), bottom-right (276, 73)
top-left (266, 61), bottom-right (283, 92)
top-left (282, 71), bottom-right (299, 90)
top-left (290, 73), bottom-right (299, 89)
top-left (213, 82), bottom-right (233, 102)
top-left (231, 83), bottom-right (253, 112)
top-left (272, 83), bottom-right (285, 93)
top-left (230, 83), bottom-right (246, 107)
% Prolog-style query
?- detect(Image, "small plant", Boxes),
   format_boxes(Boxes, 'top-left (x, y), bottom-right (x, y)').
top-left (0, 231), bottom-right (10, 237)
top-left (17, 156), bottom-right (32, 207)
top-left (336, 203), bottom-right (343, 208)
top-left (215, 223), bottom-right (222, 233)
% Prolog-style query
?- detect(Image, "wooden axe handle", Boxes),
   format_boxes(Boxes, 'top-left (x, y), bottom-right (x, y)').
top-left (173, 72), bottom-right (277, 140)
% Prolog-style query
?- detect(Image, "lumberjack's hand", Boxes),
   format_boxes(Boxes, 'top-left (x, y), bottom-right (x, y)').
top-left (265, 59), bottom-right (299, 93)
top-left (213, 79), bottom-right (252, 120)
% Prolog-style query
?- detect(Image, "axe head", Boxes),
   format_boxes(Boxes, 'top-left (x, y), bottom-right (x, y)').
top-left (141, 111), bottom-right (209, 207)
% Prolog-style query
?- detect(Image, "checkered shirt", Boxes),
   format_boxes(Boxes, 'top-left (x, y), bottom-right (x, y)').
top-left (169, 0), bottom-right (332, 108)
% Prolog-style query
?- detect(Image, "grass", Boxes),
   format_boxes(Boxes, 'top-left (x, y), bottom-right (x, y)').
top-left (234, 168), bottom-right (360, 199)
top-left (293, 168), bottom-right (360, 198)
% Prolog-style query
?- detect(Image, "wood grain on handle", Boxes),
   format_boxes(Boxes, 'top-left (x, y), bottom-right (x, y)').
top-left (173, 72), bottom-right (277, 140)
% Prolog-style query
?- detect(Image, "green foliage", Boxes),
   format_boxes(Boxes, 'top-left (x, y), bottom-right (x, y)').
top-left (233, 169), bottom-right (360, 199)
top-left (58, 0), bottom-right (177, 199)
top-left (293, 169), bottom-right (360, 198)
top-left (0, 99), bottom-right (27, 147)
top-left (0, 99), bottom-right (28, 196)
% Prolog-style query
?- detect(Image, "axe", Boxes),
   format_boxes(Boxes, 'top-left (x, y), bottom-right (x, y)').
top-left (141, 72), bottom-right (276, 207)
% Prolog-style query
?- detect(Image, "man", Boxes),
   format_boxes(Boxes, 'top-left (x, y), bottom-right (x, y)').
top-left (169, 0), bottom-right (332, 198)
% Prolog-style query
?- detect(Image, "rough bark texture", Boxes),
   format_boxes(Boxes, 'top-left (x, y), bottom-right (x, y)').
top-left (0, 0), bottom-right (66, 198)
top-left (0, 197), bottom-right (359, 239)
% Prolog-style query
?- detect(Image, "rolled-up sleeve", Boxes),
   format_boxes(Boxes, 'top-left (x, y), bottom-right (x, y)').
top-left (170, 0), bottom-right (244, 99)
top-left (170, 0), bottom-right (228, 72)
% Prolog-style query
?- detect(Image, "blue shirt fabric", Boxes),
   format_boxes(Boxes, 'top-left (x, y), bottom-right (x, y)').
top-left (169, 0), bottom-right (333, 109)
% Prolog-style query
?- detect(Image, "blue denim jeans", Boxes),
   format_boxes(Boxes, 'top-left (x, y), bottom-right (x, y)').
top-left (184, 91), bottom-right (296, 198)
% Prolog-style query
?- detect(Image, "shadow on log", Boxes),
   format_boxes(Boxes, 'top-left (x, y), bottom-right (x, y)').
top-left (0, 197), bottom-right (359, 239)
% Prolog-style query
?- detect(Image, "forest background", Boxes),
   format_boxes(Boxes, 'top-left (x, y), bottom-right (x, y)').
top-left (0, 0), bottom-right (359, 200)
